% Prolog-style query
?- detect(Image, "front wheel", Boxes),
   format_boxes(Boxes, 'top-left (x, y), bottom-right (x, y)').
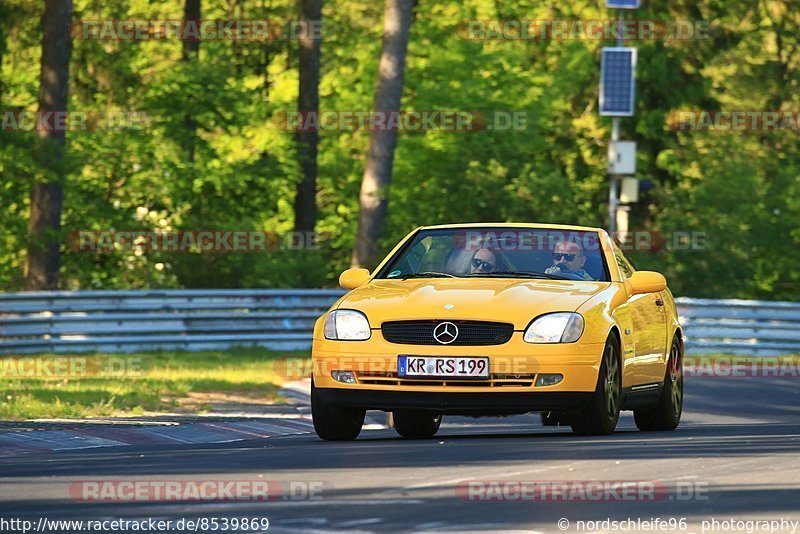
top-left (571, 336), bottom-right (621, 436)
top-left (634, 336), bottom-right (683, 431)
top-left (393, 410), bottom-right (442, 438)
top-left (311, 381), bottom-right (366, 441)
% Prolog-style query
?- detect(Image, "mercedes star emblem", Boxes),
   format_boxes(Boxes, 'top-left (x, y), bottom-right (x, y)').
top-left (433, 322), bottom-right (459, 344)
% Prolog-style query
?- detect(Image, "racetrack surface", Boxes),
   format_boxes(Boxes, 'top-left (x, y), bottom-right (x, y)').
top-left (0, 376), bottom-right (798, 533)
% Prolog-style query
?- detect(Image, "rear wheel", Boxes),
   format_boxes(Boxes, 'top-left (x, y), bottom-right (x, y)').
top-left (634, 336), bottom-right (683, 431)
top-left (311, 380), bottom-right (366, 441)
top-left (571, 336), bottom-right (621, 436)
top-left (393, 410), bottom-right (442, 438)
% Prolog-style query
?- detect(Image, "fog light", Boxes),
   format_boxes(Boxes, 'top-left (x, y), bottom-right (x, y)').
top-left (332, 370), bottom-right (356, 384)
top-left (535, 374), bottom-right (563, 387)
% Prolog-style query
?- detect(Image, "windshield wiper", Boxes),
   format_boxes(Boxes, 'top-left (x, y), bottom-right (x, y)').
top-left (399, 271), bottom-right (457, 280)
top-left (466, 271), bottom-right (571, 280)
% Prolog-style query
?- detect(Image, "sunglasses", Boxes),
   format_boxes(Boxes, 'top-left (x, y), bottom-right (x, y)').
top-left (552, 253), bottom-right (576, 262)
top-left (471, 258), bottom-right (495, 270)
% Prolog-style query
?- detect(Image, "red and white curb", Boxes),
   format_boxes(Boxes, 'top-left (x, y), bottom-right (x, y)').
top-left (0, 380), bottom-right (388, 456)
top-left (0, 416), bottom-right (316, 457)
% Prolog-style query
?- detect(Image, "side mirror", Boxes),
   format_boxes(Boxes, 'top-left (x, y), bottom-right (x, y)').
top-left (339, 268), bottom-right (371, 290)
top-left (628, 271), bottom-right (667, 295)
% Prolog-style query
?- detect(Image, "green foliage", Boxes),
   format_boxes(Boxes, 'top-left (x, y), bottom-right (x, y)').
top-left (0, 0), bottom-right (798, 298)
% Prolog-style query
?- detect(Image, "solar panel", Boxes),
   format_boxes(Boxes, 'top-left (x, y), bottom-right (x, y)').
top-left (606, 0), bottom-right (641, 8)
top-left (600, 47), bottom-right (637, 116)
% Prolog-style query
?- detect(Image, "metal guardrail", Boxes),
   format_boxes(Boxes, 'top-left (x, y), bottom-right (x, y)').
top-left (0, 291), bottom-right (797, 355)
top-left (0, 290), bottom-right (345, 354)
top-left (675, 297), bottom-right (800, 356)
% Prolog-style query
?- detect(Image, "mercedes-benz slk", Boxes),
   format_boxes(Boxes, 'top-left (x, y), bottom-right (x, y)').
top-left (311, 223), bottom-right (683, 440)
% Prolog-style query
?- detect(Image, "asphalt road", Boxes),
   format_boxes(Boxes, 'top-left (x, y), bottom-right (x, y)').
top-left (1, 376), bottom-right (799, 534)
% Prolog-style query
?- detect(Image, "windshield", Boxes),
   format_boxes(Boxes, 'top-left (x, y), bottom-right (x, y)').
top-left (376, 227), bottom-right (610, 282)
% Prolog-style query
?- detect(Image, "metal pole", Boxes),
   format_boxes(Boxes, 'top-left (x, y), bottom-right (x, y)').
top-left (609, 117), bottom-right (621, 234)
top-left (608, 8), bottom-right (624, 235)
top-left (609, 177), bottom-right (619, 235)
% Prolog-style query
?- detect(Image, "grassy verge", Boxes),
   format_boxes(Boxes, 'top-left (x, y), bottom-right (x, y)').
top-left (0, 348), bottom-right (310, 420)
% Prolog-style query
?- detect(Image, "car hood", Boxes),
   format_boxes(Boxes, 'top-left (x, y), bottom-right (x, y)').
top-left (338, 278), bottom-right (610, 330)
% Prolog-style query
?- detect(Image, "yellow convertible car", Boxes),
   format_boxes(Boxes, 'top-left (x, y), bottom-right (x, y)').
top-left (311, 223), bottom-right (683, 440)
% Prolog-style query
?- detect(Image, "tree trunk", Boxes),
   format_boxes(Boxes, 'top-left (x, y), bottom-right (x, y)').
top-left (181, 0), bottom-right (201, 62)
top-left (24, 0), bottom-right (73, 290)
top-left (181, 0), bottom-right (200, 163)
top-left (350, 0), bottom-right (414, 268)
top-left (0, 9), bottom-right (6, 108)
top-left (293, 0), bottom-right (322, 233)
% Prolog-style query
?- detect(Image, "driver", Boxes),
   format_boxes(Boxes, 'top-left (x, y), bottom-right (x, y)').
top-left (545, 240), bottom-right (595, 280)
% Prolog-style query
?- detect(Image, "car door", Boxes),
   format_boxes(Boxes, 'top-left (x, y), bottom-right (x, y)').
top-left (614, 246), bottom-right (669, 386)
top-left (629, 290), bottom-right (669, 385)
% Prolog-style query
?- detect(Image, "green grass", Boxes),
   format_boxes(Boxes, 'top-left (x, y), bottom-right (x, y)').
top-left (0, 348), bottom-right (310, 420)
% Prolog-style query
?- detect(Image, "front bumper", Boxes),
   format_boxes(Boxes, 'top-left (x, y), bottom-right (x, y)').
top-left (312, 333), bottom-right (604, 412)
top-left (315, 387), bottom-right (594, 415)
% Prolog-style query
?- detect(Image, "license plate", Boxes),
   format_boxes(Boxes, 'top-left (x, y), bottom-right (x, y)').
top-left (397, 356), bottom-right (489, 379)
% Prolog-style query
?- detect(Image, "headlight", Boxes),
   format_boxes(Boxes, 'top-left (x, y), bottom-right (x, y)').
top-left (523, 313), bottom-right (584, 343)
top-left (324, 310), bottom-right (371, 341)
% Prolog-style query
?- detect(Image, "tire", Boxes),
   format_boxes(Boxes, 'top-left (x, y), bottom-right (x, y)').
top-left (541, 411), bottom-right (569, 427)
top-left (571, 336), bottom-right (622, 436)
top-left (393, 410), bottom-right (442, 438)
top-left (311, 380), bottom-right (366, 441)
top-left (634, 336), bottom-right (683, 432)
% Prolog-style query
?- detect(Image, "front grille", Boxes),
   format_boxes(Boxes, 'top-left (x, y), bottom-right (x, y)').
top-left (381, 320), bottom-right (514, 346)
top-left (357, 371), bottom-right (535, 388)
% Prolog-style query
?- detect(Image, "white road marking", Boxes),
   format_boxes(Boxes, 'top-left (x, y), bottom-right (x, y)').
top-left (260, 499), bottom-right (424, 507)
top-left (378, 462), bottom-right (576, 495)
top-left (337, 518), bottom-right (383, 527)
